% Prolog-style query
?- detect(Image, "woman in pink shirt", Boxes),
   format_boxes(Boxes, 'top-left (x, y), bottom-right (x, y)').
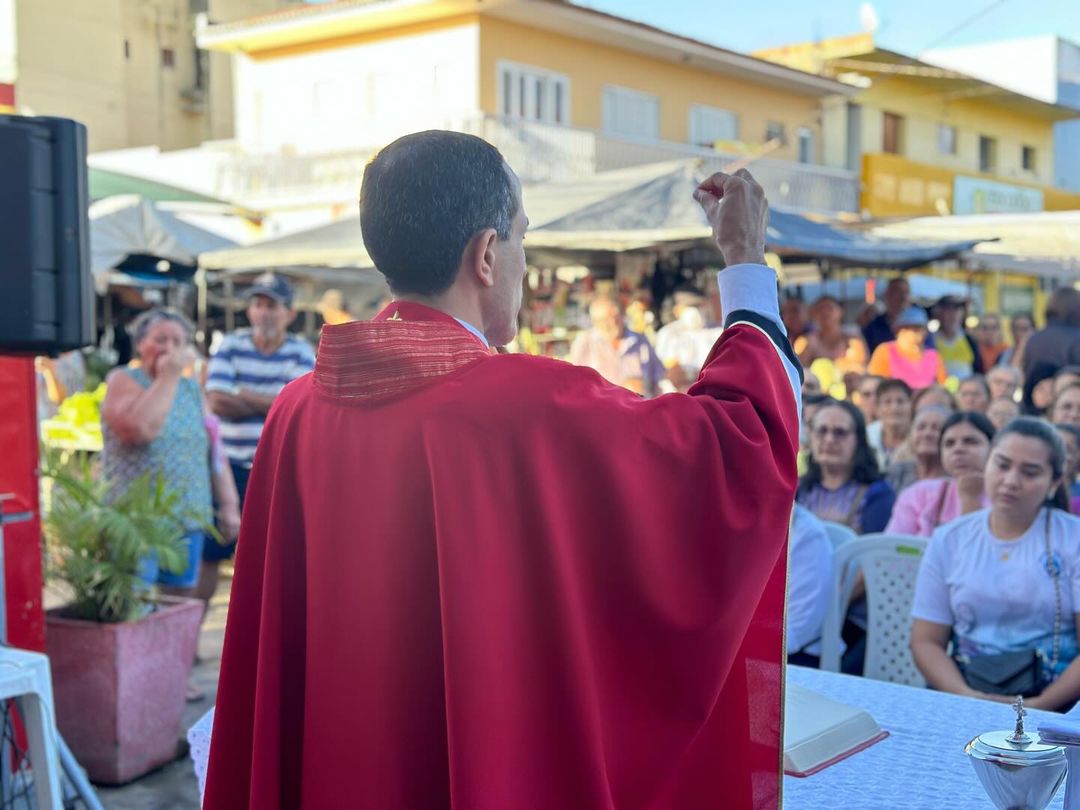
top-left (886, 411), bottom-right (995, 537)
top-left (867, 306), bottom-right (947, 390)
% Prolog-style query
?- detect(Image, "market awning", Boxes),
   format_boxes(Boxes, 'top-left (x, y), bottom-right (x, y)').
top-left (869, 211), bottom-right (1080, 282)
top-left (533, 162), bottom-right (983, 269)
top-left (90, 195), bottom-right (236, 289)
top-left (89, 167), bottom-right (229, 205)
top-left (197, 160), bottom-right (987, 275)
top-left (196, 162), bottom-right (688, 273)
top-left (199, 215), bottom-right (372, 271)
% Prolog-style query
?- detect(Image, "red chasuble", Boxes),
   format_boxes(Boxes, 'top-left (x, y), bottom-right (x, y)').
top-left (204, 301), bottom-right (798, 809)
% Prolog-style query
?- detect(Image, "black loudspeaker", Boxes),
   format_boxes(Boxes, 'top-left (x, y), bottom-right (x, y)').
top-left (0, 115), bottom-right (93, 355)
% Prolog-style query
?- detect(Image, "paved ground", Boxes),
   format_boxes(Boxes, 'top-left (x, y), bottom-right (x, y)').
top-left (94, 577), bottom-right (230, 810)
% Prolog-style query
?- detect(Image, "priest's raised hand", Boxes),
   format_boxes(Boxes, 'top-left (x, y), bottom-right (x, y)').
top-left (694, 168), bottom-right (769, 267)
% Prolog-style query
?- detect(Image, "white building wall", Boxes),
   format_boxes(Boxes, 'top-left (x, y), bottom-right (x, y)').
top-left (820, 95), bottom-right (848, 169)
top-left (1056, 40), bottom-right (1080, 190)
top-left (1060, 40), bottom-right (1080, 108)
top-left (233, 22), bottom-right (480, 154)
top-left (861, 106), bottom-right (883, 156)
top-left (923, 36), bottom-right (1059, 104)
top-left (924, 36), bottom-right (1080, 190)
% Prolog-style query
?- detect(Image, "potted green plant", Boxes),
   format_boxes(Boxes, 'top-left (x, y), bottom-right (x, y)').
top-left (41, 452), bottom-right (206, 785)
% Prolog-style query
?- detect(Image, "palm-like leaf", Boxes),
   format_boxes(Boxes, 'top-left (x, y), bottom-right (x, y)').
top-left (41, 448), bottom-right (208, 623)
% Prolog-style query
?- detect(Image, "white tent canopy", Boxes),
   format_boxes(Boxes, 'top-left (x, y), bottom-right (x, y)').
top-left (196, 162), bottom-right (688, 272)
top-left (869, 210), bottom-right (1080, 282)
top-left (199, 215), bottom-right (372, 272)
top-left (90, 195), bottom-right (235, 287)
top-left (198, 160), bottom-right (983, 273)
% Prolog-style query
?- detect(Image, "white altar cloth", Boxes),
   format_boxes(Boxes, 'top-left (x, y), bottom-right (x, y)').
top-left (785, 665), bottom-right (1067, 808)
top-left (187, 666), bottom-right (1071, 808)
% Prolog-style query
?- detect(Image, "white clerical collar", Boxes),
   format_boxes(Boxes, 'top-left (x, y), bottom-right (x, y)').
top-left (454, 317), bottom-right (490, 348)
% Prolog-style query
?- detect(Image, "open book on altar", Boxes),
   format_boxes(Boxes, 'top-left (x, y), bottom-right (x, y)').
top-left (783, 683), bottom-right (889, 777)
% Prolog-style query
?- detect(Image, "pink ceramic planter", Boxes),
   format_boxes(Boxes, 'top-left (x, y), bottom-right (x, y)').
top-left (46, 596), bottom-right (202, 784)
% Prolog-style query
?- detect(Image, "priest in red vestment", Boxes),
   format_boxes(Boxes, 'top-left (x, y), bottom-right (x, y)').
top-left (204, 130), bottom-right (801, 809)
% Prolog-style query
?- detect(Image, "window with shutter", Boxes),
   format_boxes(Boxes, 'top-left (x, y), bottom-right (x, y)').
top-left (602, 86), bottom-right (660, 140)
top-left (497, 61), bottom-right (570, 125)
top-left (689, 105), bottom-right (739, 147)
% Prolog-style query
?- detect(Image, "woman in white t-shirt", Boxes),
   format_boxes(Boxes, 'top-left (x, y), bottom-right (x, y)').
top-left (910, 417), bottom-right (1080, 711)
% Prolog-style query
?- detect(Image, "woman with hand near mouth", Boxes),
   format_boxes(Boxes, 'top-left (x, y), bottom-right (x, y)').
top-left (886, 411), bottom-right (994, 537)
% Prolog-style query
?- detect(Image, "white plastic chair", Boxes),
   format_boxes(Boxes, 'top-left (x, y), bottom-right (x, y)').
top-left (819, 533), bottom-right (928, 688)
top-left (0, 646), bottom-right (63, 809)
top-left (821, 521), bottom-right (858, 552)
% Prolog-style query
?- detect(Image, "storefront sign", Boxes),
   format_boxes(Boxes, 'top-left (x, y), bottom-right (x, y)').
top-left (953, 176), bottom-right (1044, 214)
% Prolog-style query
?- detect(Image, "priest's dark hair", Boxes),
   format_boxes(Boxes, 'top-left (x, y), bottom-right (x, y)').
top-left (797, 398), bottom-right (882, 498)
top-left (359, 130), bottom-right (518, 296)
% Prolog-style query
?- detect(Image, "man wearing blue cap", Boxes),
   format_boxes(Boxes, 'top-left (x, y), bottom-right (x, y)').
top-left (201, 272), bottom-right (315, 600)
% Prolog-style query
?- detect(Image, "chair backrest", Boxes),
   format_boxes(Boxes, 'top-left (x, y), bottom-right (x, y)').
top-left (819, 533), bottom-right (928, 687)
top-left (821, 521), bottom-right (858, 552)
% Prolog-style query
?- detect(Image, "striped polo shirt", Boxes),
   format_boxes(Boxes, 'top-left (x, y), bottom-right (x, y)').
top-left (205, 330), bottom-right (315, 464)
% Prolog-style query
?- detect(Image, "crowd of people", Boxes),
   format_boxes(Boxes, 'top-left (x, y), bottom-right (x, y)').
top-left (566, 271), bottom-right (1080, 709)
top-left (34, 189), bottom-right (1070, 723)
top-left (785, 282), bottom-right (1080, 711)
top-left (86, 260), bottom-right (1080, 711)
top-left (47, 129), bottom-right (1069, 807)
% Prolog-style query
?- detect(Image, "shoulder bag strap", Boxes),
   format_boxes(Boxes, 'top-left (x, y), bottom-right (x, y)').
top-left (1045, 507), bottom-right (1062, 674)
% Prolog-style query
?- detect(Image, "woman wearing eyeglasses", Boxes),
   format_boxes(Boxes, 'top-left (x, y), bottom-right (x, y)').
top-left (796, 399), bottom-right (896, 534)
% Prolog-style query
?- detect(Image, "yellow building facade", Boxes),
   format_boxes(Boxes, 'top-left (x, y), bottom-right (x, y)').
top-left (201, 0), bottom-right (850, 167)
top-left (756, 34), bottom-right (1080, 216)
top-left (756, 33), bottom-right (1079, 314)
top-left (475, 15), bottom-right (828, 164)
top-left (861, 153), bottom-right (1080, 219)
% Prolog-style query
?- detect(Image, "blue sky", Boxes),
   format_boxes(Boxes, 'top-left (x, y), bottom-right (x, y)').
top-left (570, 0), bottom-right (1080, 55)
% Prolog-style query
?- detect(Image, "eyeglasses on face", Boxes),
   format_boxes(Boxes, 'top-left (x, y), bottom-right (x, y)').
top-left (813, 426), bottom-right (854, 440)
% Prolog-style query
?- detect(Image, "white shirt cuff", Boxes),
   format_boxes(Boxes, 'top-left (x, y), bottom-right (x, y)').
top-left (716, 265), bottom-right (802, 421)
top-left (717, 264), bottom-right (784, 334)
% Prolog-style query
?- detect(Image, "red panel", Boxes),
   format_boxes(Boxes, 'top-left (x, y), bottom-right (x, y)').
top-left (0, 83), bottom-right (14, 108)
top-left (0, 357), bottom-right (46, 651)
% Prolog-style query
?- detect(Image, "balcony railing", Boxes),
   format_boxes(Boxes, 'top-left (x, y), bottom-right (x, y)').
top-left (204, 114), bottom-right (860, 214)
